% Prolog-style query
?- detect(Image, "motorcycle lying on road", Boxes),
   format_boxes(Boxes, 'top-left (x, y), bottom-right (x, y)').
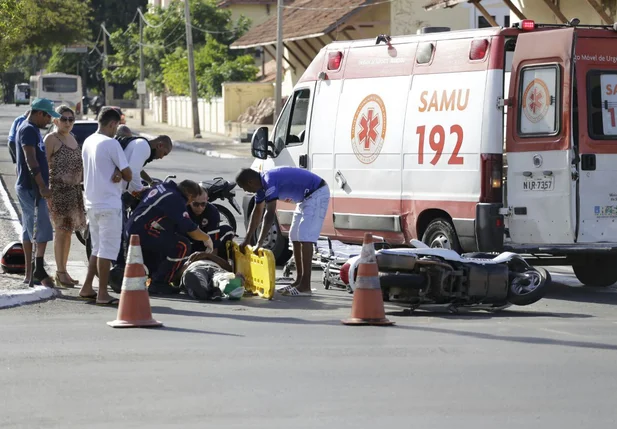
top-left (75, 175), bottom-right (242, 261)
top-left (339, 239), bottom-right (551, 313)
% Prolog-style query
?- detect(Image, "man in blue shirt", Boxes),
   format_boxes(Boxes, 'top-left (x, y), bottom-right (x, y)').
top-left (15, 99), bottom-right (59, 287)
top-left (8, 110), bottom-right (29, 164)
top-left (236, 166), bottom-right (330, 296)
top-left (126, 179), bottom-right (215, 295)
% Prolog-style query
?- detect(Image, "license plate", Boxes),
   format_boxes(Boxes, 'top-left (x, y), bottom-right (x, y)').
top-left (523, 177), bottom-right (554, 191)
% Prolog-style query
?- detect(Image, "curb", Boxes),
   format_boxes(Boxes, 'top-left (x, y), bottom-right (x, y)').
top-left (0, 286), bottom-right (58, 309)
top-left (137, 132), bottom-right (243, 159)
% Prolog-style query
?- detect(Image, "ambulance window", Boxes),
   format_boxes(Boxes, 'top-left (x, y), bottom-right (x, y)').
top-left (272, 88), bottom-right (311, 154)
top-left (416, 43), bottom-right (434, 64)
top-left (517, 65), bottom-right (560, 136)
top-left (587, 71), bottom-right (617, 139)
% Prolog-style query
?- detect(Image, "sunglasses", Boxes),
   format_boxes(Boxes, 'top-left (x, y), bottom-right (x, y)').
top-left (191, 202), bottom-right (206, 207)
top-left (59, 117), bottom-right (75, 123)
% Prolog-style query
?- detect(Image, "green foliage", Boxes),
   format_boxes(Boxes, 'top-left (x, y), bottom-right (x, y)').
top-left (107, 0), bottom-right (256, 97)
top-left (162, 36), bottom-right (258, 100)
top-left (0, 0), bottom-right (90, 74)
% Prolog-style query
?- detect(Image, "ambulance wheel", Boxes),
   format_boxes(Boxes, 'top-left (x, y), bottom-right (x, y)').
top-left (258, 218), bottom-right (292, 266)
top-left (421, 218), bottom-right (462, 253)
top-left (572, 257), bottom-right (617, 287)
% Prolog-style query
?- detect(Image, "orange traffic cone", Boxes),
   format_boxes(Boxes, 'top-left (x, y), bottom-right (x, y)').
top-left (107, 234), bottom-right (163, 328)
top-left (342, 232), bottom-right (394, 326)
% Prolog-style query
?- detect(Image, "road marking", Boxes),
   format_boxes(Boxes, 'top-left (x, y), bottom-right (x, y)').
top-left (0, 175), bottom-right (22, 236)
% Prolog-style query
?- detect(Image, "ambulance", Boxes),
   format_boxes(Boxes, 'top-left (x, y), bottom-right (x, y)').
top-left (244, 19), bottom-right (617, 287)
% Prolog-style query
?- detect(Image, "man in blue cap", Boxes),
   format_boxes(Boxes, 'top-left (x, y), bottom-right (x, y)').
top-left (15, 98), bottom-right (60, 287)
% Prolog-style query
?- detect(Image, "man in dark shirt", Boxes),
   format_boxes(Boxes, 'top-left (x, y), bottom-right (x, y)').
top-left (126, 179), bottom-right (214, 295)
top-left (186, 187), bottom-right (234, 260)
top-left (15, 99), bottom-right (59, 287)
top-left (236, 166), bottom-right (330, 296)
top-left (8, 110), bottom-right (29, 164)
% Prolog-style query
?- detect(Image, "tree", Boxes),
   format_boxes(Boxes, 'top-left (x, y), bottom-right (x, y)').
top-left (106, 0), bottom-right (254, 96)
top-left (162, 36), bottom-right (258, 100)
top-left (0, 0), bottom-right (91, 73)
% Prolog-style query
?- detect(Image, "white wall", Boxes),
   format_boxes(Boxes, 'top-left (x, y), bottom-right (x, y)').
top-left (151, 95), bottom-right (225, 135)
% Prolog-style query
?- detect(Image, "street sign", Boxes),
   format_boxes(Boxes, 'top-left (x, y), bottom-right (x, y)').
top-left (62, 45), bottom-right (88, 54)
top-left (137, 80), bottom-right (147, 95)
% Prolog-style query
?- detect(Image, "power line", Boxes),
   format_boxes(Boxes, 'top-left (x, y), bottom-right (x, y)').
top-left (137, 7), bottom-right (174, 29)
top-left (281, 0), bottom-right (392, 11)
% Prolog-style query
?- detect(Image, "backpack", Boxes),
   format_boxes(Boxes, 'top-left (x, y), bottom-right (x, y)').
top-left (115, 135), bottom-right (156, 166)
top-left (1, 241), bottom-right (26, 274)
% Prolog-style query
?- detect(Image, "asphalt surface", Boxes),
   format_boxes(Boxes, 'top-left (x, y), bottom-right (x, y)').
top-left (1, 104), bottom-right (617, 428)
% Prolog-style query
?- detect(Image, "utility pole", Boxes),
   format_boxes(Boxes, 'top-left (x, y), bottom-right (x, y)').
top-left (275, 0), bottom-right (283, 118)
top-left (184, 0), bottom-right (201, 138)
top-left (102, 23), bottom-right (110, 106)
top-left (139, 7), bottom-right (145, 126)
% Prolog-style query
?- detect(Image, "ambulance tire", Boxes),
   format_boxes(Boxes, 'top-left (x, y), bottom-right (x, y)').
top-left (255, 218), bottom-right (292, 266)
top-left (421, 219), bottom-right (462, 253)
top-left (572, 257), bottom-right (617, 287)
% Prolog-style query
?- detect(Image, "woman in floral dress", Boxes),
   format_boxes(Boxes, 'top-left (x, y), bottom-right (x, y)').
top-left (44, 105), bottom-right (86, 287)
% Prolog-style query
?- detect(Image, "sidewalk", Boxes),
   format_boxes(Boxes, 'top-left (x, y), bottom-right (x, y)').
top-left (0, 175), bottom-right (59, 309)
top-left (122, 109), bottom-right (252, 159)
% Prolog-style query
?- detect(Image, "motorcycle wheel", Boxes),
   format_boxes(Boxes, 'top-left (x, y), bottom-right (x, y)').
top-left (507, 267), bottom-right (550, 306)
top-left (213, 203), bottom-right (237, 234)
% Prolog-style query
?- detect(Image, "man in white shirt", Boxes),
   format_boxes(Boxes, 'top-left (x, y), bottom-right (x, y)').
top-left (79, 107), bottom-right (132, 305)
top-left (111, 133), bottom-right (172, 275)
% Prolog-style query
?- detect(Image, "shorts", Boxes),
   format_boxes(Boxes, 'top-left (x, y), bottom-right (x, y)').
top-left (289, 185), bottom-right (330, 243)
top-left (86, 208), bottom-right (123, 260)
top-left (16, 186), bottom-right (53, 243)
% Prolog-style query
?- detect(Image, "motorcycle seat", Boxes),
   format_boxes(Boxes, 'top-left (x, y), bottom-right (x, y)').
top-left (200, 178), bottom-right (235, 195)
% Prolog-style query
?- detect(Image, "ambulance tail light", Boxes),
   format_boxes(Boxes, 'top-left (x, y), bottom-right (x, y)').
top-left (520, 19), bottom-right (536, 31)
top-left (327, 51), bottom-right (343, 71)
top-left (480, 154), bottom-right (503, 203)
top-left (469, 39), bottom-right (489, 61)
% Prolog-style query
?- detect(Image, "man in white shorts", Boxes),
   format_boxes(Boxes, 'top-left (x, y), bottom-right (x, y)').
top-left (236, 166), bottom-right (329, 297)
top-left (79, 107), bottom-right (132, 305)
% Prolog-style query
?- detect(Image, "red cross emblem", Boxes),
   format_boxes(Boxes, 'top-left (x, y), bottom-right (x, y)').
top-left (528, 87), bottom-right (544, 114)
top-left (359, 108), bottom-right (380, 150)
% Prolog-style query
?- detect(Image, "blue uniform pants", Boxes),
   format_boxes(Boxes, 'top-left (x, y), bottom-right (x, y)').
top-left (135, 227), bottom-right (191, 284)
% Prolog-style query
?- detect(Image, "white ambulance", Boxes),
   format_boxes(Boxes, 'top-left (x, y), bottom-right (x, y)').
top-left (243, 19), bottom-right (617, 287)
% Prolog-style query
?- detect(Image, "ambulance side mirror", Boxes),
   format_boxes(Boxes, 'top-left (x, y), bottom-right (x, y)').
top-left (251, 126), bottom-right (274, 160)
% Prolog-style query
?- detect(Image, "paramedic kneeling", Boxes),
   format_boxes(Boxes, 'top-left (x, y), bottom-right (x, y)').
top-left (236, 166), bottom-right (330, 297)
top-left (187, 188), bottom-right (234, 260)
top-left (125, 179), bottom-right (214, 295)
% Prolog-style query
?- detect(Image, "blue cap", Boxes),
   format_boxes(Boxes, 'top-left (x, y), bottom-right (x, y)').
top-left (30, 98), bottom-right (61, 118)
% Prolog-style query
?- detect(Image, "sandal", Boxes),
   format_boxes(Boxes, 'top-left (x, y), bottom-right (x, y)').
top-left (95, 298), bottom-right (120, 306)
top-left (78, 293), bottom-right (97, 300)
top-left (55, 272), bottom-right (74, 288)
top-left (281, 286), bottom-right (312, 297)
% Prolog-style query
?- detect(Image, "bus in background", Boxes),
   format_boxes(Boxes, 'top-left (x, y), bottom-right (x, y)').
top-left (29, 72), bottom-right (82, 114)
top-left (13, 83), bottom-right (30, 106)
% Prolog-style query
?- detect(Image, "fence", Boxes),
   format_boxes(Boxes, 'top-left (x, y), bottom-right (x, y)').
top-left (149, 82), bottom-right (274, 137)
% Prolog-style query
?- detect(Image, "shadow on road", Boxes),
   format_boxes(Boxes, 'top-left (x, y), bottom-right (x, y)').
top-left (544, 279), bottom-right (617, 305)
top-left (150, 305), bottom-right (341, 327)
top-left (385, 308), bottom-right (592, 320)
top-left (394, 324), bottom-right (617, 351)
top-left (160, 326), bottom-right (244, 337)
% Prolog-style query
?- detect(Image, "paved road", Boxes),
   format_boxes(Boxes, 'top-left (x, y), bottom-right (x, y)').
top-left (1, 104), bottom-right (617, 428)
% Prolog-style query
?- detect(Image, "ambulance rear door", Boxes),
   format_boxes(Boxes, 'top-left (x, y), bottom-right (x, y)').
top-left (505, 28), bottom-right (576, 245)
top-left (574, 33), bottom-right (617, 243)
